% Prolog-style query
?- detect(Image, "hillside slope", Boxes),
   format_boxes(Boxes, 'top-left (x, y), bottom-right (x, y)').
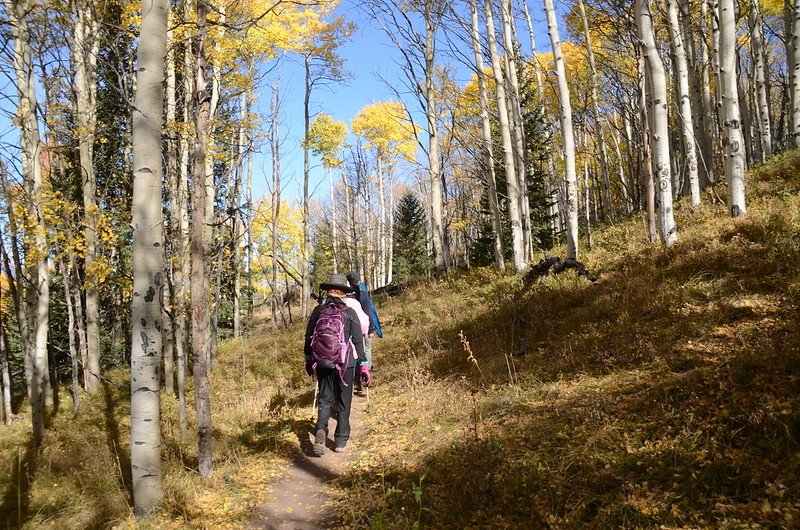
top-left (0, 153), bottom-right (798, 529)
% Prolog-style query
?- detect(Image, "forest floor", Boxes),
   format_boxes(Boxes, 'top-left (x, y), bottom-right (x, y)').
top-left (1, 151), bottom-right (800, 529)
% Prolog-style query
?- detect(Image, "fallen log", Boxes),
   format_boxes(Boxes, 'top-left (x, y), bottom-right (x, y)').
top-left (524, 256), bottom-right (598, 285)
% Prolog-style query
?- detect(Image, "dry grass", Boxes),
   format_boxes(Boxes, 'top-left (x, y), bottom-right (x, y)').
top-left (1, 151), bottom-right (800, 528)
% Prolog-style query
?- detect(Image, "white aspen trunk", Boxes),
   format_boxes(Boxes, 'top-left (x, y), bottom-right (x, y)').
top-left (639, 48), bottom-right (658, 243)
top-left (302, 56), bottom-right (312, 318)
top-left (680, 0), bottom-right (713, 187)
top-left (270, 86), bottom-right (282, 330)
top-left (425, 0), bottom-right (448, 272)
top-left (59, 261), bottom-right (81, 414)
top-left (486, 0), bottom-right (526, 271)
top-left (130, 0), bottom-right (167, 512)
top-left (577, 0), bottom-right (612, 219)
top-left (245, 88), bottom-right (254, 322)
top-left (667, 0), bottom-right (700, 206)
top-left (471, 0), bottom-right (505, 272)
top-left (175, 31), bottom-right (192, 442)
top-left (748, 0), bottom-right (772, 161)
top-left (544, 0), bottom-right (580, 259)
top-left (522, 1), bottom-right (544, 103)
top-left (5, 0), bottom-right (48, 443)
top-left (377, 157), bottom-right (387, 286)
top-left (500, 0), bottom-right (531, 261)
top-left (233, 93), bottom-right (246, 339)
top-left (163, 22), bottom-right (177, 394)
top-left (638, 0), bottom-right (678, 246)
top-left (387, 169), bottom-right (395, 284)
top-left (698, 0), bottom-right (716, 186)
top-left (0, 321), bottom-right (11, 424)
top-left (0, 165), bottom-right (33, 404)
top-left (718, 0), bottom-right (747, 216)
top-left (343, 171), bottom-right (355, 268)
top-left (330, 167), bottom-right (339, 274)
top-left (789, 0), bottom-right (800, 147)
top-left (193, 0), bottom-right (213, 479)
top-left (175, 0), bottom-right (193, 439)
top-left (72, 0), bottom-right (102, 395)
top-left (582, 129), bottom-right (593, 251)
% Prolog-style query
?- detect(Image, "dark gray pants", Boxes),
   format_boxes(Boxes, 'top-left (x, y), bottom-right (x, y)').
top-left (314, 365), bottom-right (355, 446)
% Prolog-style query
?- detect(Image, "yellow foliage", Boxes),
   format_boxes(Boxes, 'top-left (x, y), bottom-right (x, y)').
top-left (306, 113), bottom-right (347, 168)
top-left (351, 100), bottom-right (417, 163)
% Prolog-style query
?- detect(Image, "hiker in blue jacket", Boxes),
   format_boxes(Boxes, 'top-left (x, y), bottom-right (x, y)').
top-left (346, 272), bottom-right (383, 379)
top-left (304, 273), bottom-right (371, 456)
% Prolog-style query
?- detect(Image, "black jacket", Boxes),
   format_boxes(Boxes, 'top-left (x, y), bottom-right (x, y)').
top-left (304, 296), bottom-right (366, 366)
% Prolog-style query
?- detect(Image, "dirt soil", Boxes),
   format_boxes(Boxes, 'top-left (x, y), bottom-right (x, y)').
top-left (248, 389), bottom-right (370, 529)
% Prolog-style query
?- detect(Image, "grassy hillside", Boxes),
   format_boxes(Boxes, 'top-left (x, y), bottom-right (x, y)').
top-left (1, 151), bottom-right (799, 528)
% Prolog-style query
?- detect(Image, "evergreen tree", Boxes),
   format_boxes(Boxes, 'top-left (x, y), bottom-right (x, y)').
top-left (393, 192), bottom-right (431, 283)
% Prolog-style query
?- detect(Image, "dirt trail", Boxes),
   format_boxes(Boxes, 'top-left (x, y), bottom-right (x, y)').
top-left (248, 389), bottom-right (370, 529)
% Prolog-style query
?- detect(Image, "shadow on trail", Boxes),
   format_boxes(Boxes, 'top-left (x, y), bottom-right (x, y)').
top-left (0, 437), bottom-right (34, 529)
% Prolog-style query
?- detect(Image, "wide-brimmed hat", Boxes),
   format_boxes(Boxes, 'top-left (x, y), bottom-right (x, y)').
top-left (320, 273), bottom-right (354, 293)
top-left (346, 271), bottom-right (360, 285)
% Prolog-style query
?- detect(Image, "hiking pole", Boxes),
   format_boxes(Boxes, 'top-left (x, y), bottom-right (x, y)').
top-left (365, 384), bottom-right (370, 413)
top-left (310, 374), bottom-right (318, 421)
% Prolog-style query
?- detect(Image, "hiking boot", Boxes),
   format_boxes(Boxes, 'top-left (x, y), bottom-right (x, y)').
top-left (334, 442), bottom-right (348, 453)
top-left (313, 429), bottom-right (326, 456)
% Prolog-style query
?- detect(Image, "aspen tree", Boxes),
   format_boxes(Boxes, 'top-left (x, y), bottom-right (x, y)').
top-left (486, 0), bottom-right (526, 271)
top-left (499, 0), bottom-right (531, 260)
top-left (193, 0), bottom-right (214, 479)
top-left (637, 0), bottom-right (677, 246)
top-left (130, 0), bottom-right (168, 511)
top-left (577, 0), bottom-right (612, 218)
top-left (667, 0), bottom-right (700, 206)
top-left (787, 0), bottom-right (800, 147)
top-left (3, 0), bottom-right (48, 444)
top-left (718, 0), bottom-right (747, 216)
top-left (73, 0), bottom-right (102, 394)
top-left (544, 0), bottom-right (580, 259)
top-left (470, 0), bottom-right (505, 272)
top-left (749, 0), bottom-right (772, 160)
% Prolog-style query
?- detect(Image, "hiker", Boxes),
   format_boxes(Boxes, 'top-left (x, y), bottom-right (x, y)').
top-left (305, 273), bottom-right (372, 455)
top-left (346, 272), bottom-right (383, 377)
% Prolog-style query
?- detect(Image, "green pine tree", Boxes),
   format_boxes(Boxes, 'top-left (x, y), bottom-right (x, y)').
top-left (393, 192), bottom-right (431, 283)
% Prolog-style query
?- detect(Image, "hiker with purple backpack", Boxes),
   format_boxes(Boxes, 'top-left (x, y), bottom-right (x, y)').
top-left (304, 273), bottom-right (372, 455)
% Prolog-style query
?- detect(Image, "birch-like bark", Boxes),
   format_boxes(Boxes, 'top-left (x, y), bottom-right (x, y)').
top-left (425, 0), bottom-right (448, 272)
top-left (330, 167), bottom-right (338, 273)
top-left (486, 0), bottom-right (526, 271)
top-left (470, 0), bottom-right (505, 271)
top-left (60, 261), bottom-right (80, 414)
top-left (667, 0), bottom-right (700, 206)
top-left (302, 56), bottom-right (312, 317)
top-left (270, 86), bottom-right (282, 330)
top-left (544, 0), bottom-right (580, 259)
top-left (4, 0), bottom-right (48, 443)
top-left (788, 0), bottom-right (800, 147)
top-left (718, 0), bottom-right (747, 215)
top-left (377, 157), bottom-right (387, 285)
top-left (749, 0), bottom-right (772, 159)
top-left (232, 93), bottom-right (246, 338)
top-left (500, 0), bottom-right (530, 260)
top-left (163, 23), bottom-right (177, 393)
top-left (175, 3), bottom-right (192, 439)
top-left (73, 0), bottom-right (102, 395)
top-left (193, 0), bottom-right (214, 479)
top-left (130, 0), bottom-right (167, 512)
top-left (639, 48), bottom-right (658, 242)
top-left (698, 0), bottom-right (716, 185)
top-left (0, 319), bottom-right (11, 424)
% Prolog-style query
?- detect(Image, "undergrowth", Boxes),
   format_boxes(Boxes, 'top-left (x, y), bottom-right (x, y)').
top-left (1, 151), bottom-right (799, 528)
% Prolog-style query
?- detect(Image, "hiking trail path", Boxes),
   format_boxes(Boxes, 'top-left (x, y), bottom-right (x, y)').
top-left (247, 390), bottom-right (371, 529)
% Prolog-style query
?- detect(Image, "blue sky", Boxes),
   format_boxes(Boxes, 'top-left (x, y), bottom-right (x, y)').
top-left (252, 0), bottom-right (557, 204)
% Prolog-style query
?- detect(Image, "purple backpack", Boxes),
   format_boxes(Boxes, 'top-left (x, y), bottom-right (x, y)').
top-left (310, 302), bottom-right (350, 382)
